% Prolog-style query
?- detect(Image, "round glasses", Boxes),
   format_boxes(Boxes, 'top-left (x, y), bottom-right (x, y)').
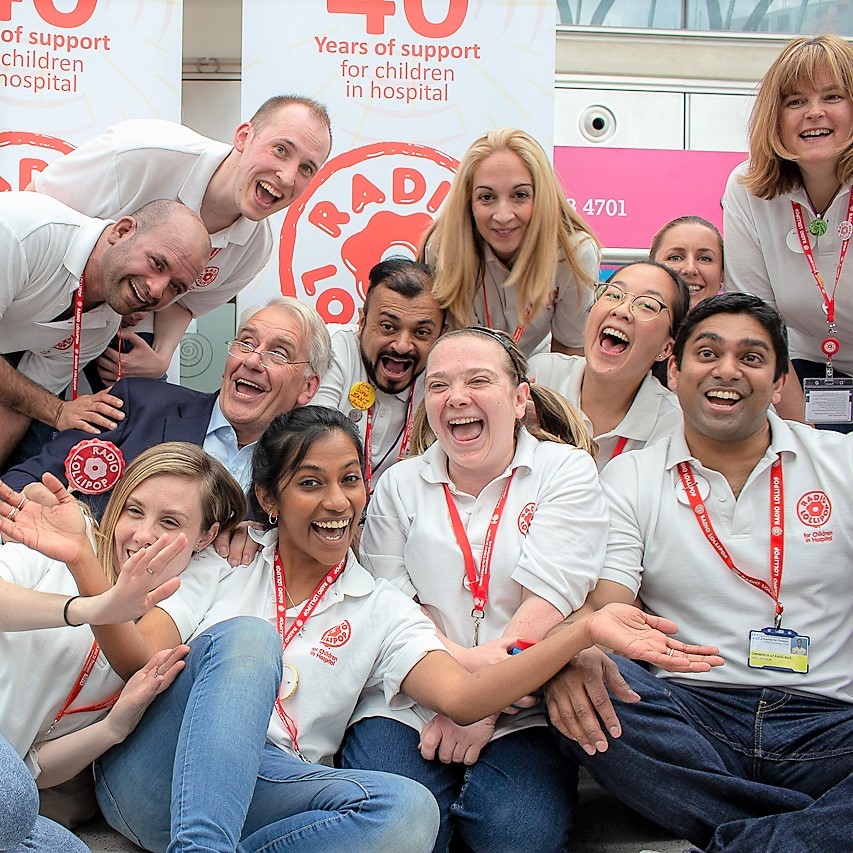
top-left (594, 282), bottom-right (669, 321)
top-left (226, 340), bottom-right (309, 369)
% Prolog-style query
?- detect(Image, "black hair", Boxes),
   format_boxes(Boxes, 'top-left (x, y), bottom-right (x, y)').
top-left (362, 256), bottom-right (440, 318)
top-left (250, 406), bottom-right (364, 528)
top-left (672, 293), bottom-right (790, 381)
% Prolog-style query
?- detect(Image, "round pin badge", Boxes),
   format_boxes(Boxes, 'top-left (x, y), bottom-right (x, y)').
top-left (821, 337), bottom-right (841, 358)
top-left (64, 439), bottom-right (125, 494)
top-left (348, 381), bottom-right (375, 410)
top-left (839, 220), bottom-right (853, 241)
top-left (347, 409), bottom-right (363, 423)
top-left (280, 663), bottom-right (299, 701)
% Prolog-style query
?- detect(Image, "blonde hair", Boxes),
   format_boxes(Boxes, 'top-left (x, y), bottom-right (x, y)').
top-left (741, 35), bottom-right (853, 199)
top-left (96, 443), bottom-right (246, 583)
top-left (409, 327), bottom-right (596, 459)
top-left (419, 128), bottom-right (599, 329)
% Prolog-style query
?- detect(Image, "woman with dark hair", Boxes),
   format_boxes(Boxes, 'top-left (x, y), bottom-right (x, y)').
top-left (85, 406), bottom-right (721, 852)
top-left (529, 260), bottom-right (690, 469)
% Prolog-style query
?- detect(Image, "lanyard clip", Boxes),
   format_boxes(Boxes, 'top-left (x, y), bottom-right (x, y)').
top-left (774, 610), bottom-right (783, 630)
top-left (471, 609), bottom-right (484, 647)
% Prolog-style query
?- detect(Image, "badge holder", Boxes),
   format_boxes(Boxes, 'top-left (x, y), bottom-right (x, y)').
top-left (748, 627), bottom-right (810, 674)
top-left (804, 378), bottom-right (853, 423)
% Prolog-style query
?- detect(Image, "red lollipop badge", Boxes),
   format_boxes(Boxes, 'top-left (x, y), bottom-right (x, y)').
top-left (65, 439), bottom-right (125, 494)
top-left (821, 337), bottom-right (841, 358)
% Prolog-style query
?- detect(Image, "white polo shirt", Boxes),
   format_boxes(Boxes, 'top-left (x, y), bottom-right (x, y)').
top-left (354, 427), bottom-right (608, 735)
top-left (599, 412), bottom-right (853, 703)
top-left (0, 193), bottom-right (120, 393)
top-left (33, 119), bottom-right (273, 319)
top-left (0, 543), bottom-right (124, 772)
top-left (312, 324), bottom-right (423, 482)
top-left (723, 161), bottom-right (853, 373)
top-left (182, 529), bottom-right (447, 764)
top-left (473, 237), bottom-right (598, 357)
top-left (528, 352), bottom-right (682, 470)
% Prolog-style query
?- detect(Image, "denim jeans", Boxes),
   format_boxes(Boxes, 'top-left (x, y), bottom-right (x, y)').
top-left (341, 717), bottom-right (576, 853)
top-left (0, 733), bottom-right (88, 852)
top-left (552, 656), bottom-right (853, 853)
top-left (95, 617), bottom-right (438, 852)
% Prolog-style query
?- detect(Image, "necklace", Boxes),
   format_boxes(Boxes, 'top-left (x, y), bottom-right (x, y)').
top-left (804, 183), bottom-right (842, 237)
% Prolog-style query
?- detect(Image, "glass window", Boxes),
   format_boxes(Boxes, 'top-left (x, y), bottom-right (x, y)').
top-left (556, 0), bottom-right (683, 29)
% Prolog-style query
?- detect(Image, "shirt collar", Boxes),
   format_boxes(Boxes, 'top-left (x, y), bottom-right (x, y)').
top-left (420, 426), bottom-right (537, 487)
top-left (206, 397), bottom-right (234, 439)
top-left (249, 527), bottom-right (376, 599)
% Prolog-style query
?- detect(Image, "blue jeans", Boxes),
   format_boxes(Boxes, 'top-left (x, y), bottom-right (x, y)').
top-left (0, 733), bottom-right (88, 852)
top-left (341, 717), bottom-right (576, 853)
top-left (551, 656), bottom-right (853, 853)
top-left (95, 617), bottom-right (438, 852)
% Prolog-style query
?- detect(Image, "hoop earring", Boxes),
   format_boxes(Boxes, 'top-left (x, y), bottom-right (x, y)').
top-left (268, 512), bottom-right (278, 526)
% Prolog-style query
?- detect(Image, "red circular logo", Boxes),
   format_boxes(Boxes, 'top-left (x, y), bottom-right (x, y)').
top-left (797, 491), bottom-right (832, 527)
top-left (518, 502), bottom-right (536, 536)
top-left (320, 620), bottom-right (352, 648)
top-left (279, 141), bottom-right (458, 323)
top-left (0, 130), bottom-right (75, 192)
top-left (821, 337), bottom-right (840, 358)
top-left (64, 439), bottom-right (125, 495)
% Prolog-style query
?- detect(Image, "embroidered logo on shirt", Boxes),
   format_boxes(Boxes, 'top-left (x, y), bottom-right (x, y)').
top-left (53, 336), bottom-right (74, 351)
top-left (518, 502), bottom-right (536, 536)
top-left (797, 491), bottom-right (832, 527)
top-left (320, 620), bottom-right (351, 648)
top-left (195, 266), bottom-right (219, 288)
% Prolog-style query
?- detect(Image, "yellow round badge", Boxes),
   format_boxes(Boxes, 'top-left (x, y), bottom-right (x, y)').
top-left (348, 381), bottom-right (375, 410)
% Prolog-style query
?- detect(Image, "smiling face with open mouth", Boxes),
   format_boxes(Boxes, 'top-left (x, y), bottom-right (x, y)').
top-left (358, 283), bottom-right (444, 395)
top-left (424, 334), bottom-right (529, 495)
top-left (652, 222), bottom-right (724, 308)
top-left (260, 430), bottom-right (365, 572)
top-left (670, 312), bottom-right (786, 446)
top-left (583, 264), bottom-right (677, 386)
top-left (231, 103), bottom-right (331, 222)
top-left (112, 473), bottom-right (218, 579)
top-left (219, 305), bottom-right (319, 447)
top-left (779, 72), bottom-right (853, 172)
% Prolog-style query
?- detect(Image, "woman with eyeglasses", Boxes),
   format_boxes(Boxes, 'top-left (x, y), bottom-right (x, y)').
top-left (419, 128), bottom-right (600, 358)
top-left (529, 261), bottom-right (690, 469)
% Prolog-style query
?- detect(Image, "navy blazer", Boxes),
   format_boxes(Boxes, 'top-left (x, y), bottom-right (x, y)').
top-left (4, 378), bottom-right (218, 518)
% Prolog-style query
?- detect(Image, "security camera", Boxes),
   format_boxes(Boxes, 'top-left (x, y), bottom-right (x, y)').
top-left (579, 105), bottom-right (616, 142)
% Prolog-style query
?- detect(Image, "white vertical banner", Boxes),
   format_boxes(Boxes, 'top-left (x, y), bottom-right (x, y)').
top-left (0, 0), bottom-right (183, 192)
top-left (241, 0), bottom-right (555, 324)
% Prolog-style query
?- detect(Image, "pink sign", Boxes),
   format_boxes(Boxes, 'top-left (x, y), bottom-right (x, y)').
top-left (553, 147), bottom-right (747, 250)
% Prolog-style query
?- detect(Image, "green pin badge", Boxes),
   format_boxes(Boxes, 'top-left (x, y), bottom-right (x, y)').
top-left (809, 218), bottom-right (829, 237)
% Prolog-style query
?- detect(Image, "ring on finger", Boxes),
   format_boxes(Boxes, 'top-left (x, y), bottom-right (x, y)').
top-left (6, 507), bottom-right (18, 521)
top-left (146, 568), bottom-right (156, 575)
top-left (153, 667), bottom-right (161, 678)
top-left (667, 647), bottom-right (675, 657)
top-left (15, 495), bottom-right (26, 511)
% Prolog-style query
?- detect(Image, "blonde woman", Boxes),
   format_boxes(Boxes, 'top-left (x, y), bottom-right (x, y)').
top-left (420, 129), bottom-right (600, 357)
top-left (0, 442), bottom-right (244, 851)
top-left (723, 34), bottom-right (853, 429)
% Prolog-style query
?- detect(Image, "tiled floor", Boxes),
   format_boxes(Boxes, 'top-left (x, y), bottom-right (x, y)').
top-left (74, 770), bottom-right (691, 852)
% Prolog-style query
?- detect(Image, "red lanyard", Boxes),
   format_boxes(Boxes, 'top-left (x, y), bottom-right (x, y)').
top-left (792, 188), bottom-right (853, 375)
top-left (677, 458), bottom-right (784, 627)
top-left (442, 470), bottom-right (516, 645)
top-left (271, 548), bottom-right (346, 760)
top-left (609, 436), bottom-right (629, 461)
top-left (481, 278), bottom-right (528, 344)
top-left (46, 640), bottom-right (120, 738)
top-left (70, 274), bottom-right (121, 399)
top-left (363, 386), bottom-right (415, 494)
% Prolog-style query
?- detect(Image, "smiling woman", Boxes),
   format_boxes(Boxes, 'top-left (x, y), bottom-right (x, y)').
top-left (723, 34), bottom-right (853, 430)
top-left (419, 128), bottom-right (600, 357)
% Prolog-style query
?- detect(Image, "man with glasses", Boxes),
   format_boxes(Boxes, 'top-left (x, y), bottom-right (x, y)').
top-left (3, 297), bottom-right (331, 521)
top-left (529, 260), bottom-right (690, 470)
top-left (313, 258), bottom-right (445, 492)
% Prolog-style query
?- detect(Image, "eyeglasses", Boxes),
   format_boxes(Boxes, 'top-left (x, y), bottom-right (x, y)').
top-left (226, 340), bottom-right (309, 369)
top-left (594, 282), bottom-right (670, 321)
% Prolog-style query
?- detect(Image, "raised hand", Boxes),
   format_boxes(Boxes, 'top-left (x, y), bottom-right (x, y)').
top-left (588, 603), bottom-right (724, 672)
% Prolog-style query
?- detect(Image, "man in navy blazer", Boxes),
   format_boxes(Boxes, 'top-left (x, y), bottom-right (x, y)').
top-left (3, 296), bottom-right (331, 518)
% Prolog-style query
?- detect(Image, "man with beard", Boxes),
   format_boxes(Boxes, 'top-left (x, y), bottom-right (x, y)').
top-left (313, 258), bottom-right (445, 492)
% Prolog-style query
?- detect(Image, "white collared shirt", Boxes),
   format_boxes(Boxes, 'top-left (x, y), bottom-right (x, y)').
top-left (33, 119), bottom-right (273, 319)
top-left (312, 324), bottom-right (422, 481)
top-left (528, 352), bottom-right (682, 470)
top-left (599, 412), bottom-right (853, 702)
